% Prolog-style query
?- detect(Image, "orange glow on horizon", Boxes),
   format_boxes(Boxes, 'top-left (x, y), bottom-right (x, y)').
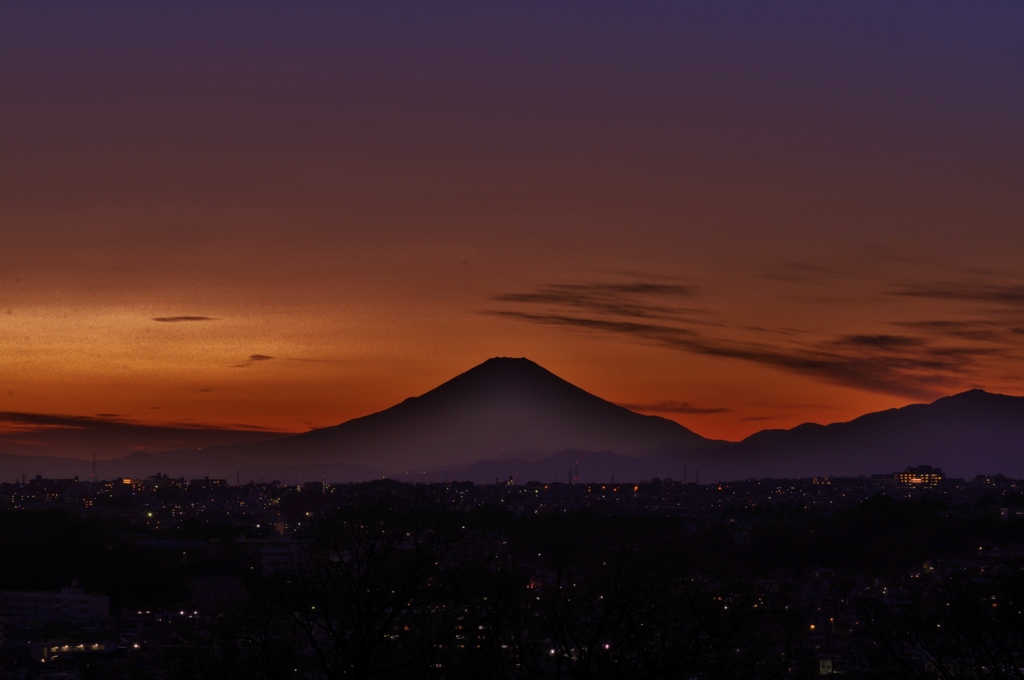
top-left (2, 4), bottom-right (1022, 458)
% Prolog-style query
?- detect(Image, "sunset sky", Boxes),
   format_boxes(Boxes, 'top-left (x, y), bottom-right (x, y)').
top-left (2, 2), bottom-right (1023, 458)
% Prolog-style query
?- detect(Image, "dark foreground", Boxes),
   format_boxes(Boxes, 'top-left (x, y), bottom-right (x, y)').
top-left (2, 476), bottom-right (1024, 678)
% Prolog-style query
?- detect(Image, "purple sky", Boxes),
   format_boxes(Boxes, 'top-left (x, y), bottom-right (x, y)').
top-left (2, 1), bottom-right (1023, 457)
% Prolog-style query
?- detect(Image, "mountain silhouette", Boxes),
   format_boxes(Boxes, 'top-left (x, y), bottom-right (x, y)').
top-left (392, 388), bottom-right (1024, 483)
top-left (696, 388), bottom-right (1024, 480)
top-left (158, 357), bottom-right (713, 477)
top-left (2, 361), bottom-right (1022, 483)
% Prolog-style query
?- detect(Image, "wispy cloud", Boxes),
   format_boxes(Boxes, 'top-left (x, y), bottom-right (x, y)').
top-left (487, 275), bottom-right (1009, 400)
top-left (828, 334), bottom-right (925, 350)
top-left (892, 281), bottom-right (1024, 306)
top-left (231, 354), bottom-right (275, 368)
top-left (0, 411), bottom-right (279, 433)
top-left (229, 354), bottom-right (344, 368)
top-left (617, 401), bottom-right (731, 415)
top-left (0, 411), bottom-right (288, 458)
top-left (152, 316), bottom-right (216, 322)
top-left (893, 319), bottom-right (1016, 343)
top-left (493, 281), bottom-right (708, 323)
top-left (0, 411), bottom-right (128, 429)
top-left (884, 276), bottom-right (1024, 354)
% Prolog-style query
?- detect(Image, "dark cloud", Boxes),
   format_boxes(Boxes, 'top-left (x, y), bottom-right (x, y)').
top-left (231, 354), bottom-right (276, 368)
top-left (0, 411), bottom-right (279, 433)
top-left (829, 335), bottom-right (925, 350)
top-left (489, 310), bottom-right (701, 340)
top-left (892, 281), bottom-right (1024, 306)
top-left (493, 281), bottom-right (707, 323)
top-left (488, 278), bottom-right (1007, 400)
top-left (744, 326), bottom-right (804, 336)
top-left (0, 412), bottom-right (288, 459)
top-left (0, 412), bottom-right (126, 429)
top-left (152, 316), bottom-right (216, 322)
top-left (617, 401), bottom-right (731, 415)
top-left (893, 320), bottom-right (1015, 343)
top-left (495, 308), bottom-right (995, 395)
top-left (230, 354), bottom-right (342, 368)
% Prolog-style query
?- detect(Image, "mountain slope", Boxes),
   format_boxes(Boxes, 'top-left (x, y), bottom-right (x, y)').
top-left (429, 389), bottom-right (1024, 484)
top-left (699, 389), bottom-right (1024, 479)
top-left (176, 357), bottom-right (713, 474)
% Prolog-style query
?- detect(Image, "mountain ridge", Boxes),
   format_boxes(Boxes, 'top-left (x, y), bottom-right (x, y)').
top-left (0, 360), bottom-right (1022, 482)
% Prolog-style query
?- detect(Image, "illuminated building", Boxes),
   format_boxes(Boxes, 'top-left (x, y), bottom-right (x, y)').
top-left (895, 465), bottom-right (944, 488)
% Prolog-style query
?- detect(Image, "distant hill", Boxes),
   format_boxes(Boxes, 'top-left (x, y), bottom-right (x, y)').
top-left (691, 389), bottom-right (1024, 480)
top-left (1, 360), bottom-right (1022, 483)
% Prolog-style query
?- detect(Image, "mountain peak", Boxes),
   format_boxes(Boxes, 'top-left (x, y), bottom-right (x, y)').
top-left (942, 388), bottom-right (1004, 401)
top-left (481, 356), bottom-right (535, 365)
top-left (470, 356), bottom-right (555, 377)
top-left (423, 357), bottom-right (580, 401)
top-left (240, 356), bottom-right (711, 473)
